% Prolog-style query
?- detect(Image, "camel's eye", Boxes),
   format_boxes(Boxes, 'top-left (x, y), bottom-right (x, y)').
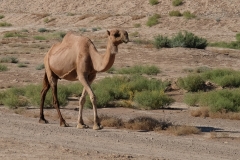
top-left (114, 33), bottom-right (120, 38)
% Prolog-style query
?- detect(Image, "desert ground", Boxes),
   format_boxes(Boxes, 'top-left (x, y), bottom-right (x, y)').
top-left (0, 0), bottom-right (240, 159)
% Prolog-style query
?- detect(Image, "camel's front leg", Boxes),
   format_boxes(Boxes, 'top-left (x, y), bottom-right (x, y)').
top-left (77, 88), bottom-right (89, 129)
top-left (78, 74), bottom-right (102, 130)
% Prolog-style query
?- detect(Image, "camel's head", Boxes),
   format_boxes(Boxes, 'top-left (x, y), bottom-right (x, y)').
top-left (107, 29), bottom-right (129, 45)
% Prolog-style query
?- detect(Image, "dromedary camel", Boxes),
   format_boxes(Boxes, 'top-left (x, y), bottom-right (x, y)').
top-left (39, 29), bottom-right (129, 130)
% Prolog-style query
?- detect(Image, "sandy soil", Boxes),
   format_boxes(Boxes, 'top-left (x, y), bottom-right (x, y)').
top-left (0, 0), bottom-right (240, 159)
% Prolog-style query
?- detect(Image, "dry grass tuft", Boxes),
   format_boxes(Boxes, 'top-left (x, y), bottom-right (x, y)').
top-left (168, 125), bottom-right (201, 136)
top-left (78, 14), bottom-right (92, 21)
top-left (88, 114), bottom-right (124, 128)
top-left (124, 116), bottom-right (172, 131)
top-left (94, 14), bottom-right (111, 21)
top-left (33, 13), bottom-right (50, 19)
top-left (99, 115), bottom-right (124, 128)
top-left (191, 107), bottom-right (240, 120)
top-left (210, 131), bottom-right (230, 139)
top-left (209, 111), bottom-right (240, 120)
top-left (131, 15), bottom-right (146, 20)
top-left (88, 115), bottom-right (201, 135)
top-left (14, 107), bottom-right (26, 115)
top-left (88, 115), bottom-right (172, 131)
top-left (191, 107), bottom-right (209, 118)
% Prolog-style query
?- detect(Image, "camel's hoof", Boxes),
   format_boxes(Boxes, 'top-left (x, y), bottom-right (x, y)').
top-left (39, 118), bottom-right (49, 124)
top-left (93, 124), bottom-right (103, 130)
top-left (60, 122), bottom-right (69, 127)
top-left (77, 124), bottom-right (89, 129)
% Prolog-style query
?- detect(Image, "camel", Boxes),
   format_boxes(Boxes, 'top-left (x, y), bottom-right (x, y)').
top-left (39, 29), bottom-right (129, 130)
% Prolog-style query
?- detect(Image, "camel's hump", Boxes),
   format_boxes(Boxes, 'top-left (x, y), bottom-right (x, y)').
top-left (62, 32), bottom-right (90, 45)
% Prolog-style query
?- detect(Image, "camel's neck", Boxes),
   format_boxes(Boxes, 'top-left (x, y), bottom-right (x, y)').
top-left (89, 40), bottom-right (117, 72)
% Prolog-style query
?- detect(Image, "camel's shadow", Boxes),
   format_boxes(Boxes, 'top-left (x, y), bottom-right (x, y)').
top-left (196, 126), bottom-right (240, 134)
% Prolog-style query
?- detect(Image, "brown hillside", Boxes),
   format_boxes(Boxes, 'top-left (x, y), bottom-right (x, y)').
top-left (0, 0), bottom-right (240, 41)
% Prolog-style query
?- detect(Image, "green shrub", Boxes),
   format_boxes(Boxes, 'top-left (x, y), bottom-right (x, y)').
top-left (134, 90), bottom-right (174, 109)
top-left (183, 11), bottom-right (196, 19)
top-left (184, 92), bottom-right (200, 106)
top-left (201, 69), bottom-right (240, 88)
top-left (2, 88), bottom-right (28, 108)
top-left (51, 32), bottom-right (66, 39)
top-left (171, 31), bottom-right (207, 49)
top-left (169, 10), bottom-right (182, 17)
top-left (86, 75), bottom-right (170, 109)
top-left (172, 0), bottom-right (183, 6)
top-left (0, 56), bottom-right (19, 63)
top-left (92, 27), bottom-right (101, 32)
top-left (79, 28), bottom-right (87, 32)
top-left (132, 39), bottom-right (152, 45)
top-left (36, 64), bottom-right (45, 70)
top-left (209, 41), bottom-right (240, 50)
top-left (1, 76), bottom-right (172, 110)
top-left (133, 23), bottom-right (141, 28)
top-left (66, 13), bottom-right (75, 16)
top-left (117, 65), bottom-right (160, 75)
top-left (153, 35), bottom-right (171, 49)
top-left (34, 36), bottom-right (46, 40)
top-left (0, 83), bottom-right (83, 108)
top-left (154, 31), bottom-right (207, 49)
top-left (0, 15), bottom-right (4, 19)
top-left (177, 74), bottom-right (205, 92)
top-left (127, 75), bottom-right (168, 92)
top-left (146, 14), bottom-right (160, 27)
top-left (236, 33), bottom-right (240, 42)
top-left (0, 64), bottom-right (8, 71)
top-left (0, 22), bottom-right (12, 27)
top-left (184, 89), bottom-right (240, 112)
top-left (21, 29), bottom-right (28, 32)
top-left (44, 17), bottom-right (56, 23)
top-left (38, 28), bottom-right (49, 32)
top-left (149, 0), bottom-right (159, 5)
top-left (130, 31), bottom-right (140, 37)
top-left (4, 32), bottom-right (26, 38)
top-left (17, 63), bottom-right (28, 68)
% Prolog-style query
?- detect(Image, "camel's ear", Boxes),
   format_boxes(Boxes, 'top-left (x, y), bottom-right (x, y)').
top-left (107, 30), bottom-right (110, 36)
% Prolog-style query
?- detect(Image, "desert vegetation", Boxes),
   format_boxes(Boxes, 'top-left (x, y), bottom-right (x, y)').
top-left (182, 11), bottom-right (196, 19)
top-left (90, 114), bottom-right (200, 135)
top-left (172, 0), bottom-right (183, 6)
top-left (146, 14), bottom-right (160, 27)
top-left (209, 33), bottom-right (240, 50)
top-left (0, 64), bottom-right (8, 71)
top-left (0, 1), bottom-right (240, 159)
top-left (0, 22), bottom-right (12, 27)
top-left (169, 10), bottom-right (182, 17)
top-left (149, 0), bottom-right (159, 6)
top-left (154, 31), bottom-right (207, 49)
top-left (0, 65), bottom-right (174, 110)
top-left (177, 68), bottom-right (240, 119)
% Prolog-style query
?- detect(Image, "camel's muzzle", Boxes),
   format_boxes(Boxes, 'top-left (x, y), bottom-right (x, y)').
top-left (122, 38), bottom-right (129, 44)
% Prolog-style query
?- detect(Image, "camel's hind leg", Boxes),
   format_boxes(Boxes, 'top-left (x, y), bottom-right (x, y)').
top-left (49, 74), bottom-right (69, 127)
top-left (39, 72), bottom-right (50, 124)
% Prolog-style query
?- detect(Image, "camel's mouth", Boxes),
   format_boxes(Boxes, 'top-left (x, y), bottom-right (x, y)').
top-left (122, 39), bottom-right (129, 44)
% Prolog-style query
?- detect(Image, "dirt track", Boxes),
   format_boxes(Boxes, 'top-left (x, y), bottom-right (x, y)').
top-left (0, 105), bottom-right (240, 160)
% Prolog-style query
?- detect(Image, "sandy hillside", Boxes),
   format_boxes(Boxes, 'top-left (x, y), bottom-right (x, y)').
top-left (0, 0), bottom-right (240, 160)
